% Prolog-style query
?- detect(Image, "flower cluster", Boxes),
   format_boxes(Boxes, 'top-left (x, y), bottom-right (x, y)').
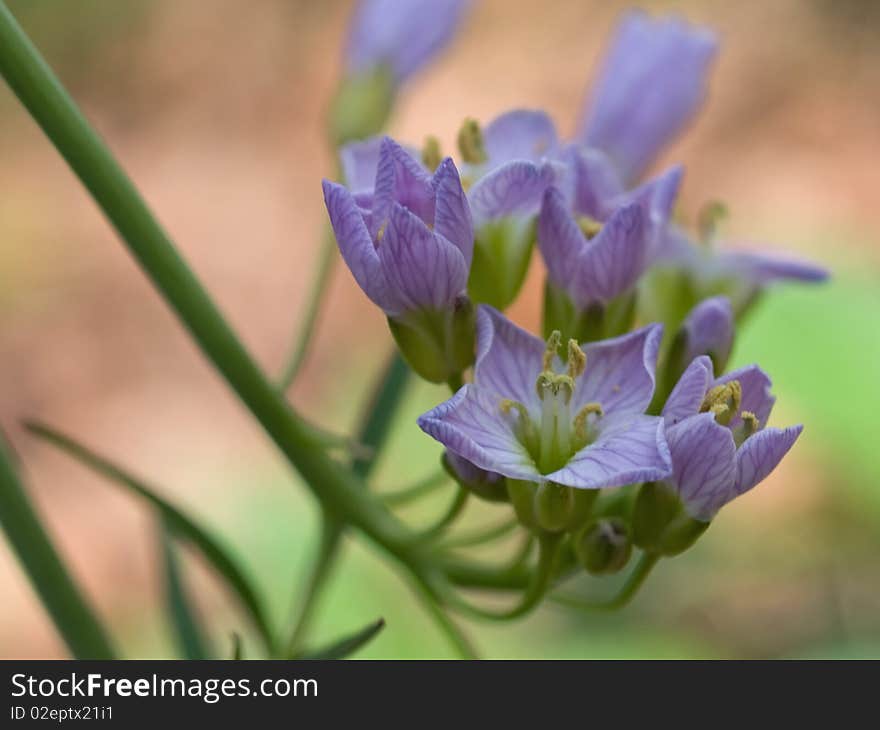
top-left (325, 9), bottom-right (827, 576)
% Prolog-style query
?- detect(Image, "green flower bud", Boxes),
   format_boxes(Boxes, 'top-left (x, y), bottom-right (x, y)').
top-left (542, 281), bottom-right (636, 344)
top-left (507, 479), bottom-right (537, 529)
top-left (388, 296), bottom-right (475, 384)
top-left (534, 482), bottom-right (575, 533)
top-left (574, 518), bottom-right (633, 575)
top-left (468, 219), bottom-right (535, 311)
top-left (329, 66), bottom-right (395, 146)
top-left (632, 482), bottom-right (710, 556)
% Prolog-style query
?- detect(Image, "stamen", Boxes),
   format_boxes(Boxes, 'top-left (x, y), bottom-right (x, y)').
top-left (376, 220), bottom-right (388, 242)
top-left (700, 381), bottom-right (741, 427)
top-left (577, 215), bottom-right (603, 240)
top-left (732, 410), bottom-right (760, 448)
top-left (697, 200), bottom-right (728, 245)
top-left (421, 135), bottom-right (442, 171)
top-left (457, 118), bottom-right (487, 165)
top-left (566, 339), bottom-right (587, 379)
top-left (573, 402), bottom-right (603, 443)
top-left (543, 330), bottom-right (562, 372)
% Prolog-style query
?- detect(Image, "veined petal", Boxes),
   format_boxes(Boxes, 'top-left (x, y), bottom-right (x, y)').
top-left (432, 157), bottom-right (474, 265)
top-left (578, 10), bottom-right (718, 182)
top-left (468, 160), bottom-right (557, 225)
top-left (574, 202), bottom-right (648, 306)
top-left (568, 145), bottom-right (625, 219)
top-left (662, 355), bottom-right (714, 426)
top-left (609, 165), bottom-right (683, 231)
top-left (474, 305), bottom-right (545, 413)
top-left (716, 248), bottom-right (830, 285)
top-left (339, 137), bottom-right (384, 193)
top-left (681, 296), bottom-right (733, 367)
top-left (716, 364), bottom-right (775, 429)
top-left (547, 414), bottom-right (671, 489)
top-left (418, 385), bottom-right (543, 481)
top-left (734, 424), bottom-right (802, 495)
top-left (573, 323), bottom-right (663, 416)
top-left (665, 413), bottom-right (737, 520)
top-left (371, 137), bottom-right (434, 238)
top-left (483, 109), bottom-right (559, 167)
top-left (345, 0), bottom-right (470, 84)
top-left (537, 186), bottom-right (585, 291)
top-left (322, 179), bottom-right (395, 313)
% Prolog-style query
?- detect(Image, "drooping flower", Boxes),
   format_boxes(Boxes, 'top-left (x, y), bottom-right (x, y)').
top-left (677, 295), bottom-right (734, 371)
top-left (345, 0), bottom-right (470, 86)
top-left (537, 148), bottom-right (682, 341)
top-left (418, 305), bottom-right (672, 492)
top-left (659, 355), bottom-right (802, 521)
top-left (576, 10), bottom-right (718, 183)
top-left (323, 136), bottom-right (475, 383)
top-left (443, 450), bottom-right (507, 503)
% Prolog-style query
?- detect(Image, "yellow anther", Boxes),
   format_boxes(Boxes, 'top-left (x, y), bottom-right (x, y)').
top-left (543, 330), bottom-right (562, 371)
top-left (422, 135), bottom-right (442, 171)
top-left (535, 372), bottom-right (574, 404)
top-left (457, 118), bottom-right (487, 165)
top-left (376, 220), bottom-right (389, 242)
top-left (573, 402), bottom-right (603, 441)
top-left (566, 339), bottom-right (587, 379)
top-left (577, 215), bottom-right (603, 240)
top-left (740, 411), bottom-right (760, 437)
top-left (697, 199), bottom-right (728, 245)
top-left (700, 381), bottom-right (741, 426)
top-left (500, 399), bottom-right (529, 420)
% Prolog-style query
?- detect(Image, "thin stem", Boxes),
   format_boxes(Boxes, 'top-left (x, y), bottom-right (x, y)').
top-left (0, 3), bottom-right (416, 561)
top-left (381, 469), bottom-right (449, 507)
top-left (551, 552), bottom-right (660, 612)
top-left (0, 434), bottom-right (116, 658)
top-left (409, 575), bottom-right (478, 659)
top-left (416, 488), bottom-right (469, 541)
top-left (277, 227), bottom-right (337, 392)
top-left (438, 517), bottom-right (519, 550)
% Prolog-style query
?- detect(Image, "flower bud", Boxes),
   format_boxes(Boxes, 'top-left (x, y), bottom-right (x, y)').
top-left (329, 67), bottom-right (395, 146)
top-left (632, 481), bottom-right (709, 556)
top-left (442, 451), bottom-right (507, 503)
top-left (574, 518), bottom-right (633, 575)
top-left (534, 482), bottom-right (575, 533)
top-left (468, 218), bottom-right (536, 311)
top-left (507, 479), bottom-right (537, 529)
top-left (388, 295), bottom-right (475, 385)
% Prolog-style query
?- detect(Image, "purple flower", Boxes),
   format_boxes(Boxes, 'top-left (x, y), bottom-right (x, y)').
top-left (679, 296), bottom-right (734, 371)
top-left (324, 136), bottom-right (472, 318)
top-left (660, 356), bottom-right (802, 520)
top-left (443, 450), bottom-right (507, 502)
top-left (577, 10), bottom-right (718, 183)
top-left (345, 0), bottom-right (470, 85)
top-left (418, 306), bottom-right (672, 489)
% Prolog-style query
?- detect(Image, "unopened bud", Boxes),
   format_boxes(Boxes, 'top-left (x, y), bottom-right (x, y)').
top-left (575, 518), bottom-right (633, 575)
top-left (443, 451), bottom-right (507, 503)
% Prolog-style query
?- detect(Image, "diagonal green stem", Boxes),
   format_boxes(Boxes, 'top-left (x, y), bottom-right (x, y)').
top-left (0, 2), bottom-right (417, 563)
top-left (0, 434), bottom-right (116, 658)
top-left (551, 552), bottom-right (660, 612)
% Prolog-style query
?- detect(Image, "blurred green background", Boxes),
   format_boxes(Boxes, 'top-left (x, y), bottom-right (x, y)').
top-left (1, 0), bottom-right (878, 658)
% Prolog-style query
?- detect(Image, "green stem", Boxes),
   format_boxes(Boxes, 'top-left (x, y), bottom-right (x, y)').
top-left (416, 488), bottom-right (469, 540)
top-left (381, 469), bottom-right (449, 507)
top-left (277, 227), bottom-right (337, 392)
top-left (0, 435), bottom-right (116, 658)
top-left (438, 517), bottom-right (518, 549)
top-left (552, 552), bottom-right (660, 612)
top-left (0, 3), bottom-right (415, 562)
top-left (409, 576), bottom-right (478, 659)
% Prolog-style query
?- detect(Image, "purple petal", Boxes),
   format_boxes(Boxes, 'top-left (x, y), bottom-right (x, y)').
top-left (418, 384), bottom-right (543, 481)
top-left (339, 137), bottom-right (383, 194)
top-left (537, 186), bottom-right (585, 292)
top-left (573, 323), bottom-right (663, 416)
top-left (578, 10), bottom-right (718, 182)
top-left (547, 414), bottom-right (671, 490)
top-left (323, 180), bottom-right (395, 313)
top-left (665, 413), bottom-right (737, 520)
top-left (468, 160), bottom-right (558, 225)
top-left (431, 158), bottom-right (474, 265)
top-left (445, 450), bottom-right (504, 486)
top-left (371, 137), bottom-right (434, 238)
top-left (681, 296), bottom-right (734, 367)
top-left (573, 202), bottom-right (648, 306)
top-left (483, 109), bottom-right (559, 167)
top-left (473, 305), bottom-right (545, 413)
top-left (377, 204), bottom-right (467, 312)
top-left (715, 364), bottom-right (775, 430)
top-left (568, 145), bottom-right (625, 219)
top-left (662, 355), bottom-right (714, 426)
top-left (609, 165), bottom-right (683, 231)
top-left (345, 0), bottom-right (470, 84)
top-left (716, 248), bottom-right (830, 285)
top-left (734, 424), bottom-right (803, 495)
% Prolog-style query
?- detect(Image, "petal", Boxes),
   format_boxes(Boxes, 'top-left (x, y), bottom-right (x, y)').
top-left (574, 202), bottom-right (648, 305)
top-left (715, 364), bottom-right (775, 429)
top-left (432, 157), bottom-right (474, 265)
top-left (468, 160), bottom-right (558, 225)
top-left (578, 10), bottom-right (718, 182)
top-left (665, 413), bottom-right (737, 520)
top-left (681, 296), bottom-right (734, 367)
top-left (716, 248), bottom-right (830, 285)
top-left (371, 137), bottom-right (435, 238)
top-left (345, 0), bottom-right (470, 83)
top-left (734, 425), bottom-right (803, 495)
top-left (377, 204), bottom-right (468, 312)
top-left (568, 145), bottom-right (625, 219)
top-left (483, 109), bottom-right (559, 167)
top-left (547, 414), bottom-right (671, 489)
top-left (473, 305), bottom-right (545, 413)
top-left (537, 186), bottom-right (586, 292)
top-left (418, 384), bottom-right (543, 481)
top-left (573, 323), bottom-right (663, 416)
top-left (662, 355), bottom-right (714, 425)
top-left (323, 179), bottom-right (395, 313)
top-left (609, 165), bottom-right (683, 232)
top-left (339, 137), bottom-right (384, 193)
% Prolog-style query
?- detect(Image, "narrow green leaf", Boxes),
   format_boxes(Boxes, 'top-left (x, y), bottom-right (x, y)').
top-left (160, 520), bottom-right (211, 659)
top-left (299, 618), bottom-right (385, 660)
top-left (24, 420), bottom-right (276, 655)
top-left (0, 434), bottom-right (115, 658)
top-left (230, 632), bottom-right (244, 660)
